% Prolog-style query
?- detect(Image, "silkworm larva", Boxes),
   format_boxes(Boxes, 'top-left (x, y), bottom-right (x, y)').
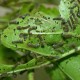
top-left (53, 17), bottom-right (63, 20)
top-left (70, 15), bottom-right (74, 24)
top-left (37, 34), bottom-right (45, 48)
top-left (62, 24), bottom-right (69, 32)
top-left (55, 48), bottom-right (64, 54)
top-left (28, 26), bottom-right (37, 34)
top-left (17, 25), bottom-right (30, 30)
top-left (69, 43), bottom-right (78, 51)
top-left (19, 14), bottom-right (30, 19)
top-left (19, 33), bottom-right (28, 41)
top-left (12, 40), bottom-right (23, 44)
top-left (70, 9), bottom-right (78, 22)
top-left (9, 21), bottom-right (19, 24)
top-left (19, 33), bottom-right (28, 37)
top-left (77, 7), bottom-right (80, 18)
top-left (67, 20), bottom-right (73, 29)
top-left (62, 34), bottom-right (73, 39)
top-left (27, 43), bottom-right (40, 48)
top-left (69, 3), bottom-right (78, 9)
top-left (52, 42), bottom-right (64, 49)
top-left (69, 43), bottom-right (77, 49)
top-left (70, 16), bottom-right (76, 30)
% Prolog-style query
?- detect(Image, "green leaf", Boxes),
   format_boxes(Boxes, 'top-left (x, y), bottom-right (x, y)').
top-left (1, 11), bottom-right (63, 57)
top-left (59, 0), bottom-right (80, 24)
top-left (0, 56), bottom-right (50, 74)
top-left (1, 10), bottom-right (80, 59)
top-left (0, 76), bottom-right (13, 80)
top-left (45, 65), bottom-right (70, 80)
top-left (0, 44), bottom-right (20, 64)
top-left (59, 53), bottom-right (80, 80)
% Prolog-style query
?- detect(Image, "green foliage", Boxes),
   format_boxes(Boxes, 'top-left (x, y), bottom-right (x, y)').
top-left (46, 64), bottom-right (70, 80)
top-left (58, 53), bottom-right (80, 80)
top-left (0, 0), bottom-right (80, 80)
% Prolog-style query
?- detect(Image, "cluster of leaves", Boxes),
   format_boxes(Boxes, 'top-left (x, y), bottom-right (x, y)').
top-left (0, 0), bottom-right (80, 80)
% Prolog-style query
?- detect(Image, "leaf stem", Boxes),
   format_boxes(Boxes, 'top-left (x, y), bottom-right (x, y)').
top-left (28, 70), bottom-right (34, 80)
top-left (60, 46), bottom-right (80, 59)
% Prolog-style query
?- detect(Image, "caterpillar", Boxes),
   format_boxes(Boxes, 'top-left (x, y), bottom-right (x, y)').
top-left (12, 40), bottom-right (23, 44)
top-left (37, 34), bottom-right (45, 48)
top-left (17, 25), bottom-right (30, 30)
top-left (27, 42), bottom-right (40, 48)
top-left (9, 21), bottom-right (19, 25)
top-left (19, 14), bottom-right (30, 19)
top-left (77, 6), bottom-right (80, 17)
top-left (52, 42), bottom-right (64, 49)
top-left (28, 26), bottom-right (37, 34)
top-left (19, 33), bottom-right (28, 41)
